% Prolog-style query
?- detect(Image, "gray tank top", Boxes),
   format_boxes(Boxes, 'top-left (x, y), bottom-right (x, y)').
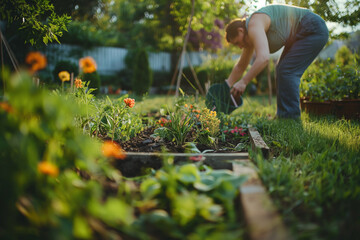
top-left (246, 4), bottom-right (310, 53)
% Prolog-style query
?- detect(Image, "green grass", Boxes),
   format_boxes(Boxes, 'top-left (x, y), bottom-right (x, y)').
top-left (252, 115), bottom-right (360, 240)
top-left (231, 96), bottom-right (360, 240)
top-left (133, 93), bottom-right (360, 240)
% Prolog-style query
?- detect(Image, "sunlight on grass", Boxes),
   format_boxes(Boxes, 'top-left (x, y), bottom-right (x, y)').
top-left (302, 113), bottom-right (360, 151)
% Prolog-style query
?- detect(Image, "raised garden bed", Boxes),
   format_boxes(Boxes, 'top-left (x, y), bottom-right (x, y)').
top-left (114, 126), bottom-right (291, 240)
top-left (301, 98), bottom-right (360, 120)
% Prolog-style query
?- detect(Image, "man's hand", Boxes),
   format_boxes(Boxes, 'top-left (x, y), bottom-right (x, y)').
top-left (230, 79), bottom-right (247, 99)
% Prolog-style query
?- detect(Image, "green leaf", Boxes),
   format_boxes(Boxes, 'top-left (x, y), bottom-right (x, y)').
top-left (177, 164), bottom-right (200, 183)
top-left (172, 192), bottom-right (197, 225)
top-left (73, 214), bottom-right (92, 239)
top-left (140, 178), bottom-right (161, 199)
top-left (89, 197), bottom-right (134, 226)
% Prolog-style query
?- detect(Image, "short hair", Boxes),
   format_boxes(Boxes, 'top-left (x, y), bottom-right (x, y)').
top-left (225, 18), bottom-right (247, 43)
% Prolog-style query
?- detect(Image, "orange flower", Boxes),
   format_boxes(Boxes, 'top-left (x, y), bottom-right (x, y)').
top-left (25, 51), bottom-right (47, 73)
top-left (58, 71), bottom-right (70, 82)
top-left (124, 98), bottom-right (135, 108)
top-left (102, 141), bottom-right (126, 159)
top-left (79, 56), bottom-right (97, 73)
top-left (0, 102), bottom-right (13, 113)
top-left (38, 161), bottom-right (59, 177)
top-left (75, 78), bottom-right (83, 88)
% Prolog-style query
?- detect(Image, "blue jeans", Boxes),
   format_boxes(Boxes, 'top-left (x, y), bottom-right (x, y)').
top-left (276, 12), bottom-right (329, 119)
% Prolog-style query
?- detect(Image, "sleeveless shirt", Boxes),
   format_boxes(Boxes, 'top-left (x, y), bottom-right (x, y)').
top-left (246, 4), bottom-right (310, 53)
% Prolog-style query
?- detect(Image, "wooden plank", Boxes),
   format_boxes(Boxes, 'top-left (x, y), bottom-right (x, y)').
top-left (233, 161), bottom-right (292, 240)
top-left (119, 152), bottom-right (249, 177)
top-left (249, 127), bottom-right (270, 159)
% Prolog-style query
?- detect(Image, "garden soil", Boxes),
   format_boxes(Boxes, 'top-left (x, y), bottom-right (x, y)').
top-left (118, 126), bottom-right (248, 153)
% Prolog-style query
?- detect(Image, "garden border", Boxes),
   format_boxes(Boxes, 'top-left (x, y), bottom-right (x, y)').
top-left (118, 128), bottom-right (291, 240)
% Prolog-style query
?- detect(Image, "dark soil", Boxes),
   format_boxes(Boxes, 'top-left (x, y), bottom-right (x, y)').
top-left (118, 126), bottom-right (248, 153)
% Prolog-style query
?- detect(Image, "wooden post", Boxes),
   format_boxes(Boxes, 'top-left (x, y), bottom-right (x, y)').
top-left (167, 52), bottom-right (181, 95)
top-left (175, 0), bottom-right (195, 97)
top-left (71, 72), bottom-right (74, 91)
top-left (185, 52), bottom-right (205, 95)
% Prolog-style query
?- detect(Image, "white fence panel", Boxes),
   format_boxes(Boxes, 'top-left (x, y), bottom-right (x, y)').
top-left (44, 44), bottom-right (220, 75)
top-left (148, 52), bottom-right (171, 72)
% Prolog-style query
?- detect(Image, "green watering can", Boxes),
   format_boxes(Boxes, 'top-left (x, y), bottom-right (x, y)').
top-left (205, 82), bottom-right (243, 114)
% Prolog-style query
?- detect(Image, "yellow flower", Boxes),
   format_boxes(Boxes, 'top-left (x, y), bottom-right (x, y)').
top-left (25, 51), bottom-right (47, 73)
top-left (58, 71), bottom-right (70, 82)
top-left (75, 78), bottom-right (82, 88)
top-left (38, 161), bottom-right (59, 177)
top-left (210, 111), bottom-right (217, 117)
top-left (79, 56), bottom-right (97, 73)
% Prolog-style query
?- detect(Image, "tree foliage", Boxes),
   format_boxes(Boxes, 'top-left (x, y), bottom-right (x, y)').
top-left (0, 0), bottom-right (71, 45)
top-left (276, 0), bottom-right (360, 27)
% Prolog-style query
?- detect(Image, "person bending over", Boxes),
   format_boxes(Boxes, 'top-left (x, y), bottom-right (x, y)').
top-left (225, 4), bottom-right (328, 119)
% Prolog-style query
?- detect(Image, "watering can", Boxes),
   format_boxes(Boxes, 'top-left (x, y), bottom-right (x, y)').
top-left (205, 81), bottom-right (243, 114)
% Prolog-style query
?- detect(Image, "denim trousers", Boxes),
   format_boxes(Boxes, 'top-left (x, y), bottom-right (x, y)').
top-left (276, 12), bottom-right (329, 119)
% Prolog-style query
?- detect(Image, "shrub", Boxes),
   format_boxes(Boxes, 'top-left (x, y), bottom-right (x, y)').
top-left (335, 45), bottom-right (353, 66)
top-left (132, 49), bottom-right (153, 96)
top-left (300, 55), bottom-right (360, 101)
top-left (52, 60), bottom-right (78, 83)
top-left (117, 69), bottom-right (132, 90)
top-left (80, 71), bottom-right (101, 95)
top-left (197, 53), bottom-right (235, 85)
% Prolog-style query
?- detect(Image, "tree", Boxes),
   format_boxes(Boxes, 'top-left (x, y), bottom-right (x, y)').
top-left (274, 0), bottom-right (360, 28)
top-left (0, 0), bottom-right (71, 45)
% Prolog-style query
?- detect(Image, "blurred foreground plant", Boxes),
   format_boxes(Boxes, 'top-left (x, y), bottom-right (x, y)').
top-left (0, 70), bottom-right (131, 239)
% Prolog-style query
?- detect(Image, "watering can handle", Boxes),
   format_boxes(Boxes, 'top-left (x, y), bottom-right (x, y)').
top-left (225, 79), bottom-right (238, 107)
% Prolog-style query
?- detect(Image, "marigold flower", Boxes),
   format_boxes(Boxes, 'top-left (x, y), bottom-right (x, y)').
top-left (38, 161), bottom-right (59, 177)
top-left (102, 140), bottom-right (126, 159)
top-left (124, 98), bottom-right (135, 108)
top-left (75, 78), bottom-right (83, 88)
top-left (58, 71), bottom-right (70, 82)
top-left (157, 117), bottom-right (169, 127)
top-left (0, 102), bottom-right (13, 113)
top-left (25, 51), bottom-right (47, 73)
top-left (79, 56), bottom-right (97, 73)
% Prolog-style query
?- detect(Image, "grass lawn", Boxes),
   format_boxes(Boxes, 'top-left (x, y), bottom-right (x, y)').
top-left (132, 93), bottom-right (360, 240)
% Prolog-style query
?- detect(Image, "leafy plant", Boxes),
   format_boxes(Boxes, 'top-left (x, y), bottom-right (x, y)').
top-left (301, 50), bottom-right (360, 101)
top-left (137, 155), bottom-right (247, 239)
top-left (154, 106), bottom-right (194, 146)
top-left (94, 95), bottom-right (143, 141)
top-left (0, 70), bottom-right (124, 238)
